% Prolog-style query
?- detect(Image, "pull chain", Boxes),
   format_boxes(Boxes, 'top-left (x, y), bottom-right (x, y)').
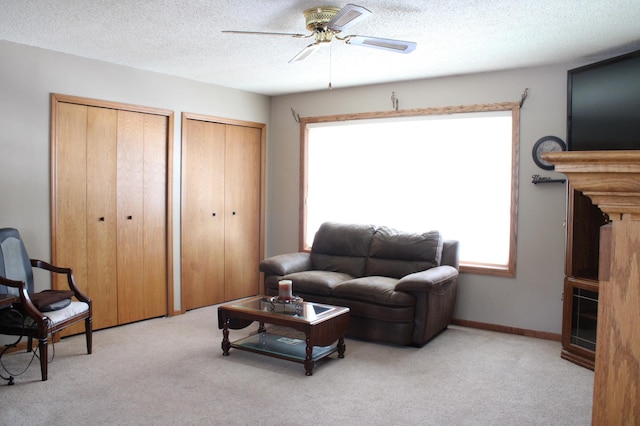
top-left (328, 43), bottom-right (333, 90)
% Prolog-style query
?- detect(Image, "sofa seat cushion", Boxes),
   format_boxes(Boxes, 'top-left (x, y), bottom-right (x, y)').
top-left (284, 270), bottom-right (354, 297)
top-left (333, 276), bottom-right (415, 307)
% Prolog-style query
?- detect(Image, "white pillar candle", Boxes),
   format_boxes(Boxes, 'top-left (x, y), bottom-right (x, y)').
top-left (278, 279), bottom-right (293, 301)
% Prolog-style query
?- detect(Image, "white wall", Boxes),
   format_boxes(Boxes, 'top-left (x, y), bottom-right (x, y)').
top-left (268, 65), bottom-right (582, 335)
top-left (0, 40), bottom-right (270, 312)
top-left (1, 38), bottom-right (586, 336)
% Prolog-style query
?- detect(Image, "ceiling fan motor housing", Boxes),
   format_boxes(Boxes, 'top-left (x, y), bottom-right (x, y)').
top-left (303, 6), bottom-right (341, 31)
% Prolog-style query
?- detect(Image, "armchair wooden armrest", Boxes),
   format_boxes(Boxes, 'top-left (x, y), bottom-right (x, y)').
top-left (30, 259), bottom-right (91, 304)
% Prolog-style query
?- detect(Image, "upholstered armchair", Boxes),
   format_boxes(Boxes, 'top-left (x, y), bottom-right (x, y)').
top-left (0, 228), bottom-right (92, 381)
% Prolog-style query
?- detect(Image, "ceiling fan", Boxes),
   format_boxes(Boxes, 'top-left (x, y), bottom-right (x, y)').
top-left (223, 3), bottom-right (417, 63)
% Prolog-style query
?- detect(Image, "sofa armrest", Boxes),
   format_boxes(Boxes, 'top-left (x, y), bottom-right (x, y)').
top-left (259, 252), bottom-right (312, 276)
top-left (395, 265), bottom-right (458, 294)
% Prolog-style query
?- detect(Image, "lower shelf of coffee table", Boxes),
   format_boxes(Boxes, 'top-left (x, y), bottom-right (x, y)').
top-left (231, 332), bottom-right (337, 362)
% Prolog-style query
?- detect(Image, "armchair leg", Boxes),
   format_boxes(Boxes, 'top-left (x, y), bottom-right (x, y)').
top-left (85, 317), bottom-right (93, 354)
top-left (27, 337), bottom-right (33, 353)
top-left (38, 338), bottom-right (48, 381)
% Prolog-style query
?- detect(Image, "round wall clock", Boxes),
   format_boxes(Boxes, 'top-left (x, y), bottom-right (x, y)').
top-left (532, 136), bottom-right (566, 170)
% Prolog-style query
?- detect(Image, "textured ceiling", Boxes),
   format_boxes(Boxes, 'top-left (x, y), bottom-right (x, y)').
top-left (1, 0), bottom-right (640, 96)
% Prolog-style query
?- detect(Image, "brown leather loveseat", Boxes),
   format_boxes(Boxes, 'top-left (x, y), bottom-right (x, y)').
top-left (259, 222), bottom-right (459, 347)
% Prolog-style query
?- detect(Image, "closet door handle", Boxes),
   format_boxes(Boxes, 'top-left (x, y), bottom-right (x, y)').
top-left (212, 212), bottom-right (216, 217)
top-left (232, 211), bottom-right (237, 216)
top-left (99, 217), bottom-right (105, 221)
top-left (127, 215), bottom-right (133, 220)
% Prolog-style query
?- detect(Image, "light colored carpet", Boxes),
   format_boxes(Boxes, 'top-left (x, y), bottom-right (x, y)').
top-left (0, 305), bottom-right (594, 425)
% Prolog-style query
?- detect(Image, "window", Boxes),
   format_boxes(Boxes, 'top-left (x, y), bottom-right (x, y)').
top-left (301, 103), bottom-right (520, 277)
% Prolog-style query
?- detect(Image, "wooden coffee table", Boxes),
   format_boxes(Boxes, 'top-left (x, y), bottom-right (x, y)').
top-left (218, 296), bottom-right (349, 376)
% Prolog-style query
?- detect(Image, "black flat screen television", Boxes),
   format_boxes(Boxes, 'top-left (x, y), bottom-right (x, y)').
top-left (567, 49), bottom-right (640, 151)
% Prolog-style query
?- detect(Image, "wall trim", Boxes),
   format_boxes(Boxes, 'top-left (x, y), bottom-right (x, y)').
top-left (452, 318), bottom-right (562, 341)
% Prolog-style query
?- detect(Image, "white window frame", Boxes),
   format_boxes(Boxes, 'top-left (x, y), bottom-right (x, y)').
top-left (299, 102), bottom-right (520, 277)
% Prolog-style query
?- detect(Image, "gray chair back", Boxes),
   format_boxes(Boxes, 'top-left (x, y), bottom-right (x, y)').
top-left (0, 228), bottom-right (35, 295)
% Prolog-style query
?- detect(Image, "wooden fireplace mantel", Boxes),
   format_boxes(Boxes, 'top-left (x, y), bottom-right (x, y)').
top-left (543, 150), bottom-right (640, 425)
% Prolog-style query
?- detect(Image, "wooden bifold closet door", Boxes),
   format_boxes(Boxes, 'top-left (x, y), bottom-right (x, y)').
top-left (51, 94), bottom-right (173, 332)
top-left (181, 113), bottom-right (265, 311)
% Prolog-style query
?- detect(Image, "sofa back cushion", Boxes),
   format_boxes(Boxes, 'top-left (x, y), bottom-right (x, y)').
top-left (310, 222), bottom-right (376, 277)
top-left (365, 227), bottom-right (443, 279)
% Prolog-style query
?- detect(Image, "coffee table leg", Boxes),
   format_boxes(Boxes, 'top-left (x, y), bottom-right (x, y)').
top-left (304, 335), bottom-right (314, 376)
top-left (222, 319), bottom-right (230, 356)
top-left (337, 337), bottom-right (346, 358)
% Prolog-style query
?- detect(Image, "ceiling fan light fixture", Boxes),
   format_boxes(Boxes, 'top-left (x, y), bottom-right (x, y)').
top-left (347, 36), bottom-right (417, 53)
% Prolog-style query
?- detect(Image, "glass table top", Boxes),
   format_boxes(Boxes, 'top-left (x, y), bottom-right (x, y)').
top-left (226, 296), bottom-right (346, 322)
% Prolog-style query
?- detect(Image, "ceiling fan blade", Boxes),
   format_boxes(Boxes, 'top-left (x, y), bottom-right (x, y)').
top-left (346, 36), bottom-right (417, 53)
top-left (222, 30), bottom-right (307, 38)
top-left (288, 43), bottom-right (321, 63)
top-left (327, 4), bottom-right (371, 32)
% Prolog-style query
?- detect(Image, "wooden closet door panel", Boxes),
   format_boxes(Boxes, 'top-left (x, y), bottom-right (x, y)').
top-left (142, 113), bottom-right (168, 318)
top-left (224, 125), bottom-right (261, 300)
top-left (116, 110), bottom-right (145, 324)
top-left (53, 103), bottom-right (88, 298)
top-left (182, 119), bottom-right (226, 309)
top-left (86, 106), bottom-right (118, 329)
